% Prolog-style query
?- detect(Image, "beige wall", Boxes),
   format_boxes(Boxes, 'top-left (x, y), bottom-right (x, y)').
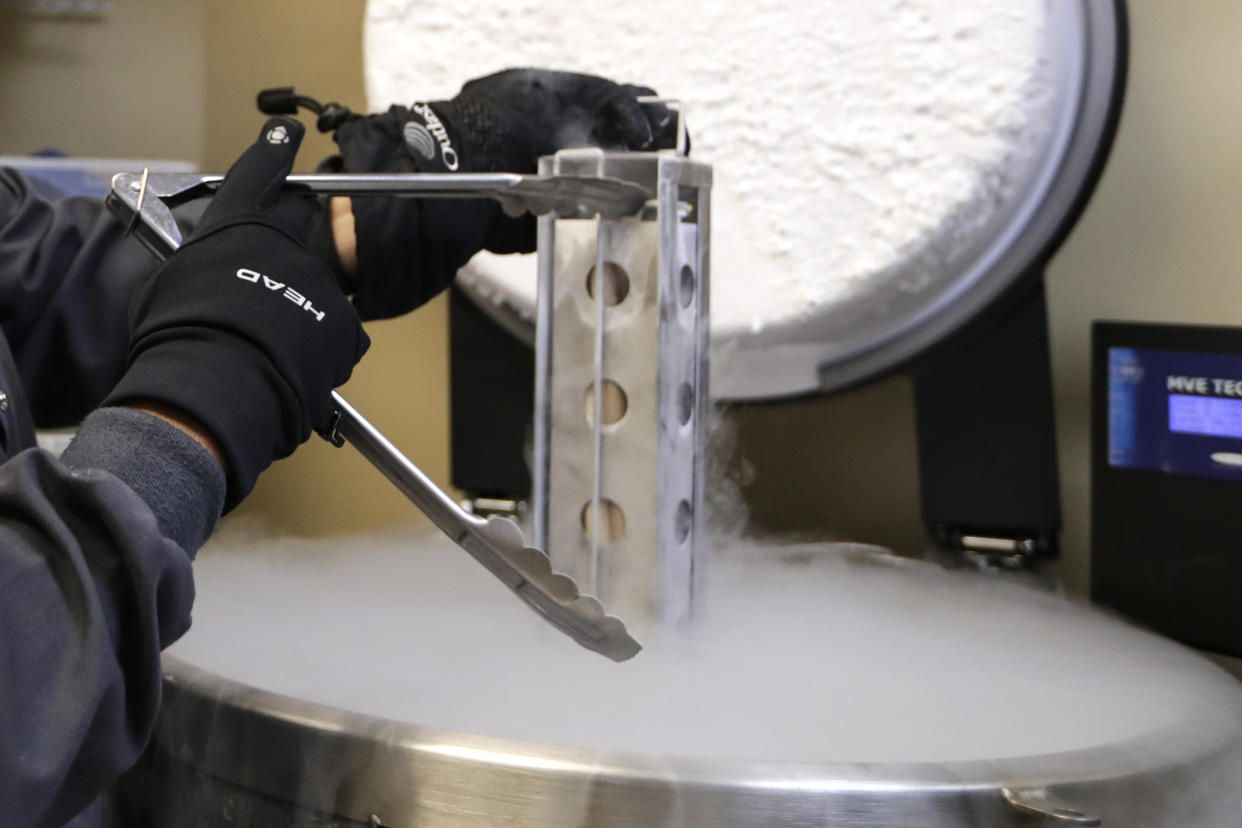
top-left (1049, 0), bottom-right (1242, 596)
top-left (0, 0), bottom-right (205, 161)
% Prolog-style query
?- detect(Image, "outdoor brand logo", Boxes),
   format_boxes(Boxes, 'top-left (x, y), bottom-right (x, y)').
top-left (236, 268), bottom-right (325, 321)
top-left (408, 103), bottom-right (459, 170)
top-left (402, 122), bottom-right (437, 162)
top-left (266, 125), bottom-right (290, 145)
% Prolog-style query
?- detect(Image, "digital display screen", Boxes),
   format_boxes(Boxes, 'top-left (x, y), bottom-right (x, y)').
top-left (1168, 394), bottom-right (1242, 439)
top-left (1109, 347), bottom-right (1242, 481)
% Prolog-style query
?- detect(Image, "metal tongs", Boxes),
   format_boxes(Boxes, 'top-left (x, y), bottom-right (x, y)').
top-left (106, 170), bottom-right (648, 661)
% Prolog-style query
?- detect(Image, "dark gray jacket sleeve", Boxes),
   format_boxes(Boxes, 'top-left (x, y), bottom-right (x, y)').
top-left (0, 407), bottom-right (225, 826)
top-left (0, 168), bottom-right (161, 427)
top-left (0, 168), bottom-right (228, 825)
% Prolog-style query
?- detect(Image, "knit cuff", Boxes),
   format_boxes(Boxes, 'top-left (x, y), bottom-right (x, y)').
top-left (60, 407), bottom-right (226, 556)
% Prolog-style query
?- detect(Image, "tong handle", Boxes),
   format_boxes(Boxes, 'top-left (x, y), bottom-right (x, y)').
top-left (108, 170), bottom-right (649, 261)
top-left (104, 170), bottom-right (644, 662)
top-left (319, 391), bottom-right (483, 544)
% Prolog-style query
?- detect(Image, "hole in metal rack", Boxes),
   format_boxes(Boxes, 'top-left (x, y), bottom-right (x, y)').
top-left (674, 500), bottom-right (693, 545)
top-left (586, 261), bottom-right (630, 306)
top-left (581, 499), bottom-right (627, 543)
top-left (679, 264), bottom-right (695, 308)
top-left (677, 382), bottom-right (694, 426)
top-left (585, 380), bottom-right (628, 427)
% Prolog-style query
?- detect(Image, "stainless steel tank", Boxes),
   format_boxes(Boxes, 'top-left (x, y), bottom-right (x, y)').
top-left (123, 532), bottom-right (1242, 827)
top-left (133, 664), bottom-right (1242, 827)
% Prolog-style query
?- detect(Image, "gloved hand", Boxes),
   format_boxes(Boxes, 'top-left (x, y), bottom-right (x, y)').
top-left (104, 116), bottom-right (370, 510)
top-left (319, 68), bottom-right (678, 320)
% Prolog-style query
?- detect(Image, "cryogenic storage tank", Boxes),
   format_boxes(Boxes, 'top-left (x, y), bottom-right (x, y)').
top-left (116, 2), bottom-right (1242, 826)
top-left (127, 528), bottom-right (1242, 827)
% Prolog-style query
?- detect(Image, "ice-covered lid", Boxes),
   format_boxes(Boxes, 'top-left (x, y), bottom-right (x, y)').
top-left (364, 0), bottom-right (1125, 399)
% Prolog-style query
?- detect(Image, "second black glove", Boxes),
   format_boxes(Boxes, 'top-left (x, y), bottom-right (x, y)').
top-left (317, 68), bottom-right (677, 320)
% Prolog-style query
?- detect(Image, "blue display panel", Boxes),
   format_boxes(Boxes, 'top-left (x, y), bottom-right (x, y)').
top-left (1109, 347), bottom-right (1242, 481)
top-left (1168, 394), bottom-right (1242, 439)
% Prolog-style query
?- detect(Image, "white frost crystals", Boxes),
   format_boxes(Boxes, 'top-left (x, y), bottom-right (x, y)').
top-left (363, 0), bottom-right (1059, 339)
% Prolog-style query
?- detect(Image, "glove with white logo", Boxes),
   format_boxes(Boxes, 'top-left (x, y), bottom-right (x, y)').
top-left (104, 116), bottom-right (370, 509)
top-left (317, 68), bottom-right (678, 320)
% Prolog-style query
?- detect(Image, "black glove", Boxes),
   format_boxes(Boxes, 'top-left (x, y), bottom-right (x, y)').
top-left (319, 68), bottom-right (677, 320)
top-left (105, 116), bottom-right (370, 510)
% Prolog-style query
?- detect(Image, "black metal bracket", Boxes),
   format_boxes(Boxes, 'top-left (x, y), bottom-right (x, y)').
top-left (448, 287), bottom-right (535, 501)
top-left (912, 276), bottom-right (1062, 567)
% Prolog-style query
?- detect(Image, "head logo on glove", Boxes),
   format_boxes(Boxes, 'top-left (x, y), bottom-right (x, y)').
top-left (236, 267), bottom-right (326, 322)
top-left (266, 125), bottom-right (291, 145)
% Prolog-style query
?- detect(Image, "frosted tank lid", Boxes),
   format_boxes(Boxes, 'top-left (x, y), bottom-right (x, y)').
top-left (364, 0), bottom-right (1125, 400)
top-left (169, 523), bottom-right (1242, 766)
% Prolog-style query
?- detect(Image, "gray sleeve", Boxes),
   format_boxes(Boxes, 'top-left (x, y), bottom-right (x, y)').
top-left (0, 407), bottom-right (225, 825)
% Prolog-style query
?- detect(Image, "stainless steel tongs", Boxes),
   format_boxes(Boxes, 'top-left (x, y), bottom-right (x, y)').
top-left (106, 170), bottom-right (647, 662)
